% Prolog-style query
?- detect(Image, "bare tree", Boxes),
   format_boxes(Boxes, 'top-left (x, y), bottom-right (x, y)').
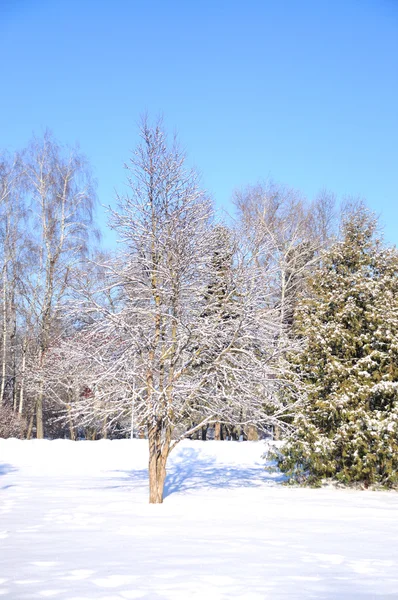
top-left (68, 119), bottom-right (301, 503)
top-left (0, 151), bottom-right (26, 409)
top-left (0, 403), bottom-right (26, 438)
top-left (234, 182), bottom-right (336, 332)
top-left (309, 189), bottom-right (338, 246)
top-left (35, 253), bottom-right (120, 440)
top-left (233, 182), bottom-right (336, 440)
top-left (23, 132), bottom-right (96, 438)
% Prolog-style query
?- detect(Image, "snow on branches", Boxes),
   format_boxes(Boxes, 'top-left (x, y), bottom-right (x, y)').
top-left (61, 119), bottom-right (301, 502)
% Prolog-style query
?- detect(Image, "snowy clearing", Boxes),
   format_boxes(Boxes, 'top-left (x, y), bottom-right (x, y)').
top-left (1, 439), bottom-right (398, 599)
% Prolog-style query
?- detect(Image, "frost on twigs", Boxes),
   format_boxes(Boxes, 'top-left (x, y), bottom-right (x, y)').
top-left (49, 118), bottom-right (301, 502)
top-left (0, 403), bottom-right (26, 438)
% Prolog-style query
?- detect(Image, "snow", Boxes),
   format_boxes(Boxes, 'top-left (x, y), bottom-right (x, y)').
top-left (1, 439), bottom-right (398, 599)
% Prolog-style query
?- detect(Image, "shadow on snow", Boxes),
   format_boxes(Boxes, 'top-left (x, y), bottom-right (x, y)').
top-left (110, 447), bottom-right (285, 498)
top-left (0, 463), bottom-right (17, 477)
top-left (0, 463), bottom-right (18, 488)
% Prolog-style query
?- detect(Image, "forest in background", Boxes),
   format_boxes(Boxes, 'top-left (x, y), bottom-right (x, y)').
top-left (1, 119), bottom-right (397, 500)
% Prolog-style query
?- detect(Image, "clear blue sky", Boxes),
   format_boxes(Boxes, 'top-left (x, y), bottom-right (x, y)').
top-left (1, 0), bottom-right (397, 246)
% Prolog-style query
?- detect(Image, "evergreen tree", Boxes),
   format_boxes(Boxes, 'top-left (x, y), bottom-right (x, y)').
top-left (277, 206), bottom-right (398, 487)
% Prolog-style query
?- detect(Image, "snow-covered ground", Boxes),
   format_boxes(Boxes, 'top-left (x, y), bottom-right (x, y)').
top-left (1, 439), bottom-right (398, 599)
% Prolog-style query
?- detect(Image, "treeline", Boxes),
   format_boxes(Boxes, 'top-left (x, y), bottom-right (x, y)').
top-left (1, 120), bottom-right (397, 493)
top-left (0, 131), bottom-right (96, 439)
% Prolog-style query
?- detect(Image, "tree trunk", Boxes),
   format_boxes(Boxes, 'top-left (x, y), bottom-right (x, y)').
top-left (18, 338), bottom-right (27, 415)
top-left (10, 288), bottom-right (17, 411)
top-left (102, 414), bottom-right (107, 439)
top-left (148, 426), bottom-right (170, 504)
top-left (214, 422), bottom-right (221, 440)
top-left (36, 346), bottom-right (46, 439)
top-left (68, 420), bottom-right (76, 441)
top-left (273, 424), bottom-right (281, 441)
top-left (26, 412), bottom-right (34, 440)
top-left (0, 263), bottom-right (8, 404)
top-left (66, 404), bottom-right (76, 440)
top-left (36, 379), bottom-right (44, 439)
top-left (247, 425), bottom-right (259, 441)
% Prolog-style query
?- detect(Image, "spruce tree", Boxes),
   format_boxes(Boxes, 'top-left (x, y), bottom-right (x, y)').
top-left (277, 206), bottom-right (398, 487)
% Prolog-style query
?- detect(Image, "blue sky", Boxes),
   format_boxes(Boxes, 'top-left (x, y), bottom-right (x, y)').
top-left (1, 0), bottom-right (397, 246)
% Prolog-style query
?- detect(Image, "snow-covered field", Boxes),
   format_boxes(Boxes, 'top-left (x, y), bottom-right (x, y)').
top-left (1, 439), bottom-right (398, 599)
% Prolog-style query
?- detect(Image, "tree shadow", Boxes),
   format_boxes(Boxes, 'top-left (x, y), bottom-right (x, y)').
top-left (163, 447), bottom-right (284, 498)
top-left (0, 463), bottom-right (17, 477)
top-left (109, 447), bottom-right (284, 498)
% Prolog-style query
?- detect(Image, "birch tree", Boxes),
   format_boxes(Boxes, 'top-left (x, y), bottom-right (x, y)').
top-left (233, 183), bottom-right (336, 439)
top-left (69, 119), bottom-right (301, 503)
top-left (0, 151), bottom-right (26, 409)
top-left (234, 183), bottom-right (336, 331)
top-left (23, 132), bottom-right (96, 438)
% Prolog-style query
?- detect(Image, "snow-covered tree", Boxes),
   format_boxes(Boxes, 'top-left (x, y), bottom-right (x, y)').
top-left (234, 183), bottom-right (336, 332)
top-left (0, 151), bottom-right (25, 410)
top-left (277, 205), bottom-right (398, 487)
top-left (70, 119), bottom-right (300, 503)
top-left (22, 133), bottom-right (96, 438)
